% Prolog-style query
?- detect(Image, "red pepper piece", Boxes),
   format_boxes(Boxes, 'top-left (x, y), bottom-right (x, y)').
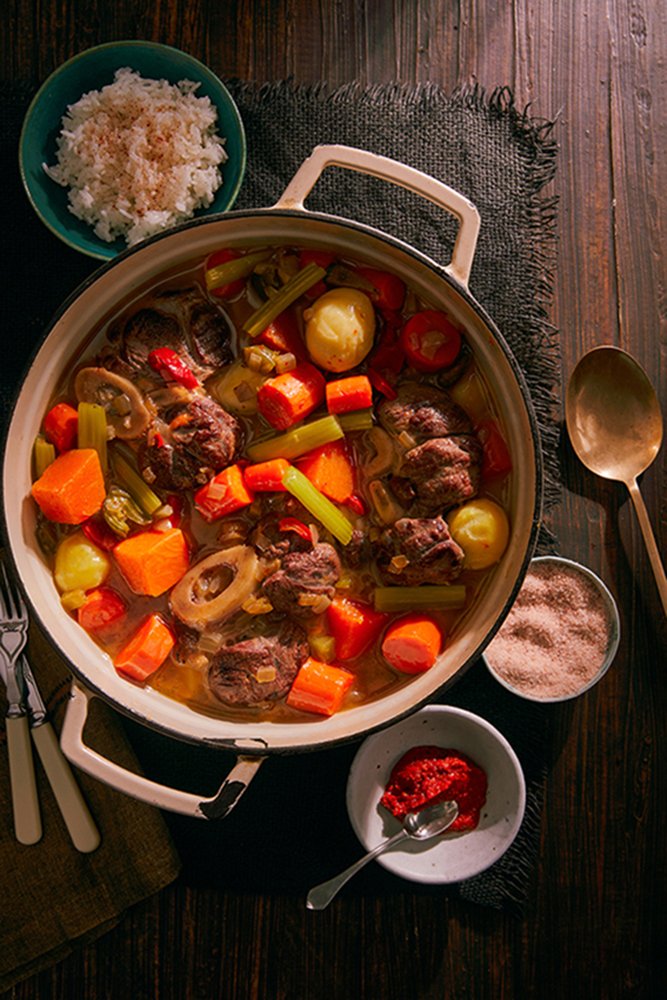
top-left (401, 310), bottom-right (462, 372)
top-left (367, 368), bottom-right (398, 400)
top-left (147, 348), bottom-right (199, 389)
top-left (44, 402), bottom-right (79, 453)
top-left (476, 418), bottom-right (513, 479)
top-left (206, 248), bottom-right (245, 299)
top-left (369, 314), bottom-right (405, 375)
top-left (257, 307), bottom-right (307, 359)
top-left (278, 516), bottom-right (313, 543)
top-left (81, 517), bottom-right (120, 551)
top-left (299, 249), bottom-right (335, 299)
top-left (165, 493), bottom-right (184, 528)
top-left (345, 493), bottom-right (367, 516)
top-left (357, 266), bottom-right (406, 311)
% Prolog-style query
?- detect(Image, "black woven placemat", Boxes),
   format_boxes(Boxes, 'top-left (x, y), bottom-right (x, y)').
top-left (1, 80), bottom-right (560, 913)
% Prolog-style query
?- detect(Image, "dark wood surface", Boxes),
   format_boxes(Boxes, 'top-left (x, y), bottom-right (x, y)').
top-left (3, 2), bottom-right (666, 997)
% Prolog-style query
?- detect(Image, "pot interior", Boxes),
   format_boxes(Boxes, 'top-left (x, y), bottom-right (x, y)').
top-left (3, 210), bottom-right (541, 752)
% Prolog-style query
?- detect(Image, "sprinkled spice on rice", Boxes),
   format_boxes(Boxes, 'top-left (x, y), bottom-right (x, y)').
top-left (44, 68), bottom-right (227, 247)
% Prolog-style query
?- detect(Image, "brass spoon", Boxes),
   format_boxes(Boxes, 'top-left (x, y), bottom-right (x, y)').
top-left (565, 345), bottom-right (667, 615)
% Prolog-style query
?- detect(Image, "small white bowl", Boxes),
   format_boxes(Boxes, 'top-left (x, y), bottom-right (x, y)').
top-left (346, 705), bottom-right (526, 884)
top-left (483, 555), bottom-right (621, 703)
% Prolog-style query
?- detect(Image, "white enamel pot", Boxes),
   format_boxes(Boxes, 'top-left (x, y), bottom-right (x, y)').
top-left (2, 146), bottom-right (542, 818)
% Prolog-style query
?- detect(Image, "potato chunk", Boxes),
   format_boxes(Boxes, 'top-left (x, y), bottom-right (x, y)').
top-left (447, 498), bottom-right (509, 570)
top-left (304, 288), bottom-right (375, 372)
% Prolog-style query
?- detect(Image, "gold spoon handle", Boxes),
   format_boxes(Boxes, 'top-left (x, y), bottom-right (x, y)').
top-left (627, 478), bottom-right (667, 617)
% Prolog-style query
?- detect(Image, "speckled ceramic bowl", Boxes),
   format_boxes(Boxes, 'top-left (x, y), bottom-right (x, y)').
top-left (483, 555), bottom-right (621, 703)
top-left (19, 40), bottom-right (246, 259)
top-left (346, 705), bottom-right (526, 884)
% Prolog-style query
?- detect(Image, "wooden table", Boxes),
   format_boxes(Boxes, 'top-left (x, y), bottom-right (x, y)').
top-left (3, 2), bottom-right (665, 997)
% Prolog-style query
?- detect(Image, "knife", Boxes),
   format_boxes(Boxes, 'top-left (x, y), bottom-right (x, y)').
top-left (20, 655), bottom-right (101, 853)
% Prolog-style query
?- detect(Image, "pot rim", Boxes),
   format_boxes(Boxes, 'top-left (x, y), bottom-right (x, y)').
top-left (1, 206), bottom-right (543, 755)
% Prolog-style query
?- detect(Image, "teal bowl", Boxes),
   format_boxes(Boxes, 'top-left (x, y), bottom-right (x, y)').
top-left (19, 41), bottom-right (246, 260)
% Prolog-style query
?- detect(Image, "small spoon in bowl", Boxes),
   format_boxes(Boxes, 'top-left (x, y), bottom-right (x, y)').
top-left (565, 345), bottom-right (667, 615)
top-left (306, 799), bottom-right (459, 910)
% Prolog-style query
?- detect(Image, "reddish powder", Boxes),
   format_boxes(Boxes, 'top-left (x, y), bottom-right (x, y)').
top-left (380, 745), bottom-right (488, 832)
top-left (484, 560), bottom-right (612, 698)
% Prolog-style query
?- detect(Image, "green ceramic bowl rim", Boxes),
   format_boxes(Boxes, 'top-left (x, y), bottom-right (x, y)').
top-left (18, 40), bottom-right (247, 261)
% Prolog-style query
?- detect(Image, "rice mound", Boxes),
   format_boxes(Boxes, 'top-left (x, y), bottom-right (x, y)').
top-left (44, 67), bottom-right (228, 247)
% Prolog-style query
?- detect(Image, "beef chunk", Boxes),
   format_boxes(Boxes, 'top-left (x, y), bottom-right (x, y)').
top-left (208, 620), bottom-right (308, 706)
top-left (262, 543), bottom-right (341, 618)
top-left (139, 395), bottom-right (242, 490)
top-left (399, 435), bottom-right (482, 515)
top-left (377, 516), bottom-right (465, 586)
top-left (378, 383), bottom-right (472, 440)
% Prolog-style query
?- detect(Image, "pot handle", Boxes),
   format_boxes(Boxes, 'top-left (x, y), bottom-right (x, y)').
top-left (60, 681), bottom-right (265, 819)
top-left (274, 144), bottom-right (480, 288)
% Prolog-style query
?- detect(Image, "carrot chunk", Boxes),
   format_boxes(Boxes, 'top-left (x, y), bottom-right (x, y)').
top-left (381, 614), bottom-right (444, 674)
top-left (325, 375), bottom-right (373, 414)
top-left (243, 458), bottom-right (290, 493)
top-left (194, 464), bottom-right (255, 522)
top-left (31, 448), bottom-right (106, 524)
top-left (114, 613), bottom-right (175, 682)
top-left (257, 361), bottom-right (325, 430)
top-left (327, 596), bottom-right (389, 660)
top-left (286, 657), bottom-right (354, 716)
top-left (296, 438), bottom-right (355, 504)
top-left (114, 528), bottom-right (189, 596)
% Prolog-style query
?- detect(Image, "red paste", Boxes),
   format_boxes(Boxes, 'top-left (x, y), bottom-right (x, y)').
top-left (380, 745), bottom-right (488, 832)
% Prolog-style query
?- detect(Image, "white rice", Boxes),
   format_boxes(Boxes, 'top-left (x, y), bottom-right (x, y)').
top-left (44, 67), bottom-right (228, 247)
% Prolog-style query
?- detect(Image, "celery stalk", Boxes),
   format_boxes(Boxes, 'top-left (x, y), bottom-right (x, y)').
top-left (205, 250), bottom-right (272, 292)
top-left (282, 466), bottom-right (353, 545)
top-left (373, 585), bottom-right (467, 613)
top-left (309, 634), bottom-right (336, 662)
top-left (246, 414), bottom-right (343, 463)
top-left (111, 450), bottom-right (162, 517)
top-left (243, 263), bottom-right (326, 338)
top-left (33, 435), bottom-right (56, 478)
top-left (77, 402), bottom-right (108, 473)
top-left (338, 409), bottom-right (374, 432)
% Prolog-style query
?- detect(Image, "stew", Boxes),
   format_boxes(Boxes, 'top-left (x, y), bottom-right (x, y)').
top-left (30, 244), bottom-right (513, 721)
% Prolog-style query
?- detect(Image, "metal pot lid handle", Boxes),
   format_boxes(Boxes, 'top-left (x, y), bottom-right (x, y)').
top-left (60, 681), bottom-right (265, 820)
top-left (274, 144), bottom-right (481, 289)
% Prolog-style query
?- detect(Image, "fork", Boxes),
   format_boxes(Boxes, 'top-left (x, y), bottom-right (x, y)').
top-left (0, 562), bottom-right (41, 844)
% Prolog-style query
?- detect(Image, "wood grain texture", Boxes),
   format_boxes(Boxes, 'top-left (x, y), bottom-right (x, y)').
top-left (1, 1), bottom-right (665, 997)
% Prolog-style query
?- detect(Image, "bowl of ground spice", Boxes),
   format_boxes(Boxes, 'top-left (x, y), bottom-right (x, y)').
top-left (483, 555), bottom-right (621, 702)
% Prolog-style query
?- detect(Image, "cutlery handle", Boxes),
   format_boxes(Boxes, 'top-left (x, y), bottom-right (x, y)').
top-left (307, 828), bottom-right (409, 910)
top-left (31, 722), bottom-right (101, 853)
top-left (628, 478), bottom-right (667, 617)
top-left (6, 714), bottom-right (42, 844)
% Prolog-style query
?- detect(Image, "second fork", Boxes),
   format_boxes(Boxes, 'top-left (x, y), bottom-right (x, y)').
top-left (0, 562), bottom-right (41, 844)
